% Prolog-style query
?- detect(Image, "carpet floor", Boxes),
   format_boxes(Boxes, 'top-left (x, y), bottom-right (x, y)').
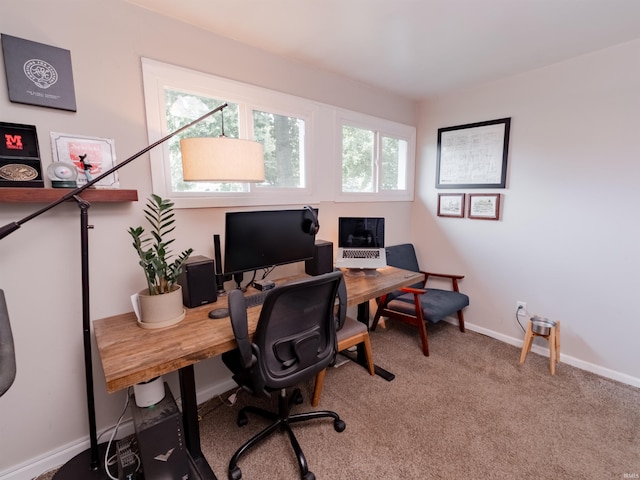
top-left (34, 321), bottom-right (640, 479)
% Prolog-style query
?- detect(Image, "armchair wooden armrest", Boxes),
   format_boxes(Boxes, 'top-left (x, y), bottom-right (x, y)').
top-left (400, 286), bottom-right (427, 295)
top-left (422, 270), bottom-right (465, 293)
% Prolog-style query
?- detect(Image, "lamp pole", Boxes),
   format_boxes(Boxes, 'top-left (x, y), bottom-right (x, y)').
top-left (0, 103), bottom-right (227, 479)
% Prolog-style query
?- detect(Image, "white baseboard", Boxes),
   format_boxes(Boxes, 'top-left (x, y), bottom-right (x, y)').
top-left (1, 378), bottom-right (238, 480)
top-left (461, 320), bottom-right (640, 389)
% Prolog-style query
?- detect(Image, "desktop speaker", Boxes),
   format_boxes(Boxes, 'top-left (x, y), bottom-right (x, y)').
top-left (178, 255), bottom-right (217, 308)
top-left (305, 239), bottom-right (333, 276)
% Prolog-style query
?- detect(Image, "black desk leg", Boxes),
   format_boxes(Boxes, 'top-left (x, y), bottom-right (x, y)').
top-left (356, 302), bottom-right (395, 382)
top-left (179, 365), bottom-right (218, 480)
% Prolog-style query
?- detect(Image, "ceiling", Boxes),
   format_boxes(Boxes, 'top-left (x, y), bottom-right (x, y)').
top-left (125, 0), bottom-right (640, 101)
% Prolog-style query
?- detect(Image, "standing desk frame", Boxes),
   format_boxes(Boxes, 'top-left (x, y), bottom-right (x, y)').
top-left (94, 266), bottom-right (423, 479)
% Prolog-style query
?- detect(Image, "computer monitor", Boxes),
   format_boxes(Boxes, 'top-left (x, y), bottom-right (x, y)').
top-left (223, 208), bottom-right (318, 278)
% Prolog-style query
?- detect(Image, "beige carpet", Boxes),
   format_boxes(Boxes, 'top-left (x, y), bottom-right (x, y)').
top-left (34, 321), bottom-right (640, 479)
top-left (197, 322), bottom-right (640, 479)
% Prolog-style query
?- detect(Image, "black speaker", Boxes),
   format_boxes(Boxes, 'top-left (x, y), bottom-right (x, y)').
top-left (178, 255), bottom-right (217, 308)
top-left (305, 240), bottom-right (333, 276)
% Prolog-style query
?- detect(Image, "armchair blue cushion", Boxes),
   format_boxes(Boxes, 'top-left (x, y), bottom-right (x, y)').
top-left (372, 244), bottom-right (469, 356)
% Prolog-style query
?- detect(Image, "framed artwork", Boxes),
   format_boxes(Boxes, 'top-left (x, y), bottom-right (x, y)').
top-left (468, 194), bottom-right (501, 220)
top-left (437, 193), bottom-right (465, 218)
top-left (1, 34), bottom-right (77, 111)
top-left (436, 117), bottom-right (510, 189)
top-left (50, 133), bottom-right (119, 188)
top-left (0, 122), bottom-right (44, 188)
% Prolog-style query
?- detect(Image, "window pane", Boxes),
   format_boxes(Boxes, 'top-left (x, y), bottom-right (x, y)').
top-left (342, 126), bottom-right (374, 192)
top-left (253, 110), bottom-right (305, 188)
top-left (381, 136), bottom-right (408, 191)
top-left (164, 89), bottom-right (248, 193)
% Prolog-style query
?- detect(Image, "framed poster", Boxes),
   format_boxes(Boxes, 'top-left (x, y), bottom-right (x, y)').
top-left (436, 118), bottom-right (510, 189)
top-left (0, 122), bottom-right (44, 188)
top-left (437, 193), bottom-right (465, 218)
top-left (1, 34), bottom-right (77, 111)
top-left (51, 133), bottom-right (119, 188)
top-left (468, 194), bottom-right (501, 220)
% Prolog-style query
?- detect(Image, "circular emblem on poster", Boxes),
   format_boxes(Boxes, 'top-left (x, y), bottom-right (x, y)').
top-left (23, 59), bottom-right (58, 89)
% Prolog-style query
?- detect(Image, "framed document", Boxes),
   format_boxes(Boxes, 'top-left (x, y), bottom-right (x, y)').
top-left (436, 118), bottom-right (510, 189)
top-left (468, 194), bottom-right (501, 220)
top-left (437, 193), bottom-right (465, 218)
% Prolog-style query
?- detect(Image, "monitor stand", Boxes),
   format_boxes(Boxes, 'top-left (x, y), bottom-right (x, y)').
top-left (344, 268), bottom-right (380, 277)
top-left (208, 272), bottom-right (246, 320)
top-left (233, 272), bottom-right (247, 292)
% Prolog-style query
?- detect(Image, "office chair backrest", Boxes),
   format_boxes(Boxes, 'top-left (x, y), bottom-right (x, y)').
top-left (0, 289), bottom-right (17, 397)
top-left (252, 270), bottom-right (342, 390)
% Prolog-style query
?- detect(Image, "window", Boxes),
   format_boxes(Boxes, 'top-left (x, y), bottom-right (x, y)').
top-left (338, 111), bottom-right (415, 202)
top-left (164, 92), bottom-right (307, 195)
top-left (142, 59), bottom-right (415, 208)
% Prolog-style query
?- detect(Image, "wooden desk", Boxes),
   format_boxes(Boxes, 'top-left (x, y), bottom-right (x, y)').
top-left (94, 266), bottom-right (422, 479)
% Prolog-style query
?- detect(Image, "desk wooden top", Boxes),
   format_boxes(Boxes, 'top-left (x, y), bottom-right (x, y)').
top-left (94, 266), bottom-right (423, 393)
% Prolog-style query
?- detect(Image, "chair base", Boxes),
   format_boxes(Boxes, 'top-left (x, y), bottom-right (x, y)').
top-left (228, 388), bottom-right (346, 480)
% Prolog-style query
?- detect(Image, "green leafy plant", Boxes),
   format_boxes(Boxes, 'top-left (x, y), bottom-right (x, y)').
top-left (128, 194), bottom-right (193, 295)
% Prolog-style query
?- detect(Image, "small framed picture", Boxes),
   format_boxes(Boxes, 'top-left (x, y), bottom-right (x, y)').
top-left (50, 132), bottom-right (118, 188)
top-left (468, 193), bottom-right (501, 220)
top-left (437, 193), bottom-right (465, 218)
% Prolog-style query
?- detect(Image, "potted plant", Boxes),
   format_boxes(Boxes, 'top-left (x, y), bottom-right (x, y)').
top-left (128, 194), bottom-right (193, 328)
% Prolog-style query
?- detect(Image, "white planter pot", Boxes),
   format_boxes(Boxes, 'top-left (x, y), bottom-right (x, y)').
top-left (136, 285), bottom-right (185, 329)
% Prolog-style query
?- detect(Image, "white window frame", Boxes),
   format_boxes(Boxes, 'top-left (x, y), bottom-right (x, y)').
top-left (142, 58), bottom-right (320, 209)
top-left (142, 58), bottom-right (415, 208)
top-left (336, 109), bottom-right (415, 202)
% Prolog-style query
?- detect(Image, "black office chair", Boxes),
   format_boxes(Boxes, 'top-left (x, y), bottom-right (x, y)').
top-left (372, 243), bottom-right (469, 356)
top-left (222, 271), bottom-right (346, 480)
top-left (0, 289), bottom-right (17, 397)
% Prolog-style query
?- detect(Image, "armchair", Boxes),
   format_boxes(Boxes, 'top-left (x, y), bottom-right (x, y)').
top-left (371, 244), bottom-right (469, 356)
top-left (221, 271), bottom-right (347, 480)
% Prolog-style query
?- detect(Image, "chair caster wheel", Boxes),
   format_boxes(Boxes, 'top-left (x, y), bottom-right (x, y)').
top-left (229, 466), bottom-right (242, 480)
top-left (292, 389), bottom-right (304, 405)
top-left (302, 471), bottom-right (315, 480)
top-left (237, 411), bottom-right (248, 427)
top-left (334, 419), bottom-right (346, 432)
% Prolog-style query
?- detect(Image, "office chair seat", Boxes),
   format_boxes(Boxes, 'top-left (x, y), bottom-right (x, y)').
top-left (312, 315), bottom-right (374, 407)
top-left (222, 271), bottom-right (347, 480)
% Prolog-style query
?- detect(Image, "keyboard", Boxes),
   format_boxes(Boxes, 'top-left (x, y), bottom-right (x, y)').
top-left (244, 290), bottom-right (269, 308)
top-left (342, 249), bottom-right (380, 259)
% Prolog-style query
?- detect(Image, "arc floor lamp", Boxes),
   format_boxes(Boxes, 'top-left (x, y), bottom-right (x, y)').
top-left (0, 102), bottom-right (264, 479)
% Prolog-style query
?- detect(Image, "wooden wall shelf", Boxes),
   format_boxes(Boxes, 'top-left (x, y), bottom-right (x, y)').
top-left (0, 187), bottom-right (138, 203)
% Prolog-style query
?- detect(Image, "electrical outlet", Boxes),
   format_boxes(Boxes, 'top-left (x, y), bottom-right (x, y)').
top-left (516, 301), bottom-right (527, 316)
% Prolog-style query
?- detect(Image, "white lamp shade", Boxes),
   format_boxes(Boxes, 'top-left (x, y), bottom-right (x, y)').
top-left (180, 137), bottom-right (265, 182)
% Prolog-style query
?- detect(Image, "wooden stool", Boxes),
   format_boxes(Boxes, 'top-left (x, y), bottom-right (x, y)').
top-left (519, 318), bottom-right (560, 375)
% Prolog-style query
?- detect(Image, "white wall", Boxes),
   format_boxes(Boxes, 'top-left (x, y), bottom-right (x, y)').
top-left (0, 2), bottom-right (415, 478)
top-left (413, 40), bottom-right (640, 386)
